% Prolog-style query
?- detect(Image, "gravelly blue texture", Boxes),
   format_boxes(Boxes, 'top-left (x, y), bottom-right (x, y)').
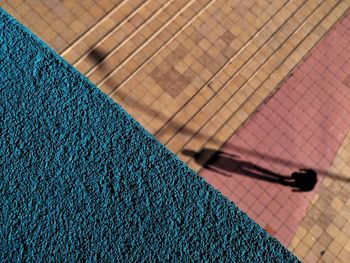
top-left (0, 9), bottom-right (299, 262)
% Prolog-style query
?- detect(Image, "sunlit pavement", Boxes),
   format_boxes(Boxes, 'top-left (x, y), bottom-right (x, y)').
top-left (2, 1), bottom-right (350, 261)
top-left (200, 11), bottom-right (350, 262)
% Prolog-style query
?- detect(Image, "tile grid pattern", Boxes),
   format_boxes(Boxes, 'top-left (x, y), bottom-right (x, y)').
top-left (290, 131), bottom-right (350, 262)
top-left (185, 0), bottom-right (350, 171)
top-left (3, 1), bottom-right (348, 164)
top-left (199, 7), bottom-right (350, 259)
top-left (2, 0), bottom-right (350, 260)
top-left (1, 0), bottom-right (122, 53)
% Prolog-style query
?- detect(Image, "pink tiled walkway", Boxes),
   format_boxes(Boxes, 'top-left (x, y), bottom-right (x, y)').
top-left (199, 12), bottom-right (350, 247)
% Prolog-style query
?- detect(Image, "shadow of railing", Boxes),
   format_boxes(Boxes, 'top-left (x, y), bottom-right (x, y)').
top-left (87, 48), bottom-right (220, 144)
top-left (89, 49), bottom-right (349, 185)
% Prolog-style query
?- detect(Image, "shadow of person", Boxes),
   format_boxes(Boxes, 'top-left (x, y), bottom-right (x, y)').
top-left (286, 169), bottom-right (317, 192)
top-left (182, 148), bottom-right (317, 192)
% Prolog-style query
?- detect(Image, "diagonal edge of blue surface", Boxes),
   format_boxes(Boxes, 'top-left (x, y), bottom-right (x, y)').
top-left (0, 9), bottom-right (298, 262)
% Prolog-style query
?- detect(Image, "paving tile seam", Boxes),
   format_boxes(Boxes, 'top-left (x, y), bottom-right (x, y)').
top-left (60, 0), bottom-right (129, 57)
top-left (103, 0), bottom-right (282, 102)
top-left (207, 0), bottom-right (308, 91)
top-left (215, 0), bottom-right (322, 91)
top-left (74, 0), bottom-right (170, 71)
top-left (143, 0), bottom-right (289, 135)
top-left (188, 2), bottom-right (350, 171)
top-left (1, 1), bottom-right (119, 53)
top-left (166, 0), bottom-right (332, 155)
top-left (156, 0), bottom-right (315, 145)
top-left (90, 0), bottom-right (199, 86)
top-left (153, 0), bottom-right (295, 143)
top-left (183, 0), bottom-right (348, 171)
top-left (115, 0), bottom-right (288, 135)
top-left (84, 0), bottom-right (183, 79)
top-left (191, 0), bottom-right (348, 147)
top-left (68, 0), bottom-right (152, 66)
top-left (106, 0), bottom-right (215, 97)
top-left (152, 0), bottom-right (293, 140)
top-left (71, 0), bottom-right (148, 61)
top-left (290, 129), bottom-right (350, 261)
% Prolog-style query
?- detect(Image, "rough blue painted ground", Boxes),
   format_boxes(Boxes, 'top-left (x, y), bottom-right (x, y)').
top-left (0, 9), bottom-right (299, 262)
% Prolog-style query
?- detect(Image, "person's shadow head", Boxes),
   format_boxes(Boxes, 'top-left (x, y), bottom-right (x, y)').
top-left (290, 169), bottom-right (317, 192)
top-left (88, 48), bottom-right (107, 64)
top-left (182, 148), bottom-right (318, 192)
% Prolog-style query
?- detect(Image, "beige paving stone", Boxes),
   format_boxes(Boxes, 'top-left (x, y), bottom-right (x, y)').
top-left (310, 224), bottom-right (323, 239)
top-left (322, 250), bottom-right (337, 263)
top-left (337, 248), bottom-right (350, 263)
top-left (329, 240), bottom-right (343, 256)
top-left (3, 2), bottom-right (350, 259)
top-left (290, 130), bottom-right (350, 261)
top-left (1, 1), bottom-right (122, 53)
top-left (176, 0), bottom-right (343, 164)
top-left (294, 241), bottom-right (310, 259)
top-left (304, 250), bottom-right (319, 263)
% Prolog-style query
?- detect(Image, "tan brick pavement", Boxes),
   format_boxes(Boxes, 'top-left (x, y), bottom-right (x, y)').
top-left (290, 131), bottom-right (350, 262)
top-left (2, 0), bottom-right (350, 260)
top-left (3, 1), bottom-right (348, 163)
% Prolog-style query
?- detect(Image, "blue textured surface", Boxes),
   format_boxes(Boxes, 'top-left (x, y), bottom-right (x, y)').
top-left (0, 9), bottom-right (299, 262)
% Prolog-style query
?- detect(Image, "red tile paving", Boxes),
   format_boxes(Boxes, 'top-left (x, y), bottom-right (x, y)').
top-left (199, 11), bottom-right (350, 247)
